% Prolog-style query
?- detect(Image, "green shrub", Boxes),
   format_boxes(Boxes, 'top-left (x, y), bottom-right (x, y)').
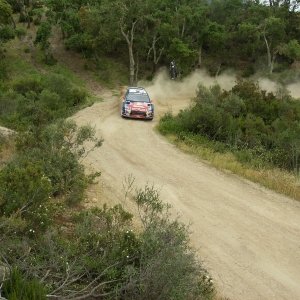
top-left (1, 187), bottom-right (213, 300)
top-left (0, 158), bottom-right (51, 215)
top-left (15, 120), bottom-right (102, 202)
top-left (31, 8), bottom-right (44, 26)
top-left (0, 59), bottom-right (8, 80)
top-left (15, 27), bottom-right (26, 39)
top-left (159, 80), bottom-right (300, 173)
top-left (158, 112), bottom-right (185, 135)
top-left (69, 87), bottom-right (88, 106)
top-left (0, 25), bottom-right (15, 43)
top-left (35, 22), bottom-right (51, 43)
top-left (35, 21), bottom-right (54, 64)
top-left (13, 76), bottom-right (43, 95)
top-left (1, 73), bottom-right (88, 130)
top-left (0, 157), bottom-right (52, 230)
top-left (0, 120), bottom-right (102, 233)
top-left (2, 269), bottom-right (46, 300)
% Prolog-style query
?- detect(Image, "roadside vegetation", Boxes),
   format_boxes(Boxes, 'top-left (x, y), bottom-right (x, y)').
top-left (1, 0), bottom-right (300, 298)
top-left (0, 1), bottom-right (214, 299)
top-left (45, 0), bottom-right (300, 84)
top-left (1, 184), bottom-right (214, 300)
top-left (158, 80), bottom-right (300, 200)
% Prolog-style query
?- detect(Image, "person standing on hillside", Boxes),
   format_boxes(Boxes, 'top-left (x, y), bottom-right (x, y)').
top-left (169, 60), bottom-right (178, 79)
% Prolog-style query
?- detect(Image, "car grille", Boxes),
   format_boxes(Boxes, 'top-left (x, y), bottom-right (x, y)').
top-left (131, 111), bottom-right (146, 116)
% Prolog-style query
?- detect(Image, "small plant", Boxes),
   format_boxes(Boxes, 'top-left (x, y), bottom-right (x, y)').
top-left (2, 269), bottom-right (46, 300)
top-left (15, 27), bottom-right (26, 39)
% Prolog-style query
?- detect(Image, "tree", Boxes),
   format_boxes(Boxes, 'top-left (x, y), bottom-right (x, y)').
top-left (0, 0), bottom-right (15, 60)
top-left (203, 21), bottom-right (228, 75)
top-left (0, 0), bottom-right (13, 25)
top-left (35, 21), bottom-right (54, 64)
top-left (235, 22), bottom-right (261, 60)
top-left (278, 39), bottom-right (300, 62)
top-left (185, 1), bottom-right (209, 68)
top-left (261, 16), bottom-right (286, 73)
top-left (116, 0), bottom-right (146, 85)
top-left (144, 0), bottom-right (171, 74)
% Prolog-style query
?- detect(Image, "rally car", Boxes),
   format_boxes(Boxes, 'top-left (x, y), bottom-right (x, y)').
top-left (121, 87), bottom-right (154, 120)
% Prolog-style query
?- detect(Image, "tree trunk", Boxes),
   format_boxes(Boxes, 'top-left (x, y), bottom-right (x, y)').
top-left (198, 45), bottom-right (202, 68)
top-left (270, 50), bottom-right (278, 75)
top-left (263, 30), bottom-right (273, 74)
top-left (135, 53), bottom-right (139, 85)
top-left (27, 0), bottom-right (32, 28)
top-left (215, 63), bottom-right (221, 77)
top-left (120, 20), bottom-right (138, 86)
top-left (10, 16), bottom-right (16, 29)
top-left (129, 44), bottom-right (135, 85)
top-left (270, 55), bottom-right (274, 74)
top-left (181, 19), bottom-right (186, 38)
top-left (148, 34), bottom-right (164, 76)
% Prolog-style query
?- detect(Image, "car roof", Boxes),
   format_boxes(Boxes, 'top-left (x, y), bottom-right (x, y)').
top-left (127, 87), bottom-right (147, 94)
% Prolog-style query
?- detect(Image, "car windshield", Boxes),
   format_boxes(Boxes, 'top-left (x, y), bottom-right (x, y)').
top-left (126, 93), bottom-right (150, 103)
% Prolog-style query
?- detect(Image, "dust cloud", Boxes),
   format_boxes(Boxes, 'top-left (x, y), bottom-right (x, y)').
top-left (257, 78), bottom-right (278, 94)
top-left (258, 78), bottom-right (300, 99)
top-left (140, 69), bottom-right (236, 104)
top-left (140, 69), bottom-right (300, 109)
top-left (286, 82), bottom-right (300, 98)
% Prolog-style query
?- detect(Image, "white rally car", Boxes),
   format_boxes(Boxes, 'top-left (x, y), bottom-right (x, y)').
top-left (121, 87), bottom-right (154, 120)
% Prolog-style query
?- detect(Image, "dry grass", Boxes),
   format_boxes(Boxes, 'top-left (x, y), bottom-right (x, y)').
top-left (165, 134), bottom-right (300, 201)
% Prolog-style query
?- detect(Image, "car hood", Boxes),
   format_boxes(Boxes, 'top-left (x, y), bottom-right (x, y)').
top-left (128, 102), bottom-right (149, 110)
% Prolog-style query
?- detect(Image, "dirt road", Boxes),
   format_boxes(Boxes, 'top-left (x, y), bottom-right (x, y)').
top-left (70, 88), bottom-right (300, 300)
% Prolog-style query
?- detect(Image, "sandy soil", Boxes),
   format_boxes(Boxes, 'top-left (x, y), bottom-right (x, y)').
top-left (51, 36), bottom-right (300, 300)
top-left (71, 91), bottom-right (300, 300)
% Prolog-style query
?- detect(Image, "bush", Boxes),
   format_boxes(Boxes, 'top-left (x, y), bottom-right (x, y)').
top-left (13, 76), bottom-right (43, 95)
top-left (119, 185), bottom-right (214, 300)
top-left (0, 186), bottom-right (214, 300)
top-left (0, 158), bottom-right (51, 209)
top-left (159, 80), bottom-right (300, 173)
top-left (0, 25), bottom-right (15, 43)
top-left (0, 120), bottom-right (102, 234)
top-left (0, 73), bottom-right (88, 130)
top-left (16, 120), bottom-right (102, 202)
top-left (0, 157), bottom-right (53, 231)
top-left (15, 27), bottom-right (26, 39)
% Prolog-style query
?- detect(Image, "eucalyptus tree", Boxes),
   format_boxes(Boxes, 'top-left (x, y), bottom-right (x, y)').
top-left (261, 16), bottom-right (286, 73)
top-left (116, 0), bottom-right (146, 84)
top-left (184, 0), bottom-right (209, 68)
top-left (142, 0), bottom-right (174, 73)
